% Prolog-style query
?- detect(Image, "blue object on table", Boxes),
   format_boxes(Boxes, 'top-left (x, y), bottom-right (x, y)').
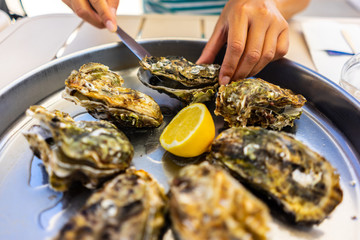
top-left (324, 49), bottom-right (355, 56)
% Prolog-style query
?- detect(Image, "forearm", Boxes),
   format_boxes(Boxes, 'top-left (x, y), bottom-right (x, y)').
top-left (275, 0), bottom-right (311, 19)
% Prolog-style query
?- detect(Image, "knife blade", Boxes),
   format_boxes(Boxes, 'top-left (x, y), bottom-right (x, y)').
top-left (116, 25), bottom-right (151, 60)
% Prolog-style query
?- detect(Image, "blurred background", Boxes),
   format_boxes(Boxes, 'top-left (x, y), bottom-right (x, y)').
top-left (0, 0), bottom-right (360, 24)
top-left (0, 0), bottom-right (142, 31)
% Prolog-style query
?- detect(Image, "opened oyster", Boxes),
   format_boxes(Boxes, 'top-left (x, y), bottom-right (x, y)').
top-left (63, 62), bottom-right (163, 128)
top-left (207, 127), bottom-right (343, 225)
top-left (140, 56), bottom-right (220, 87)
top-left (169, 162), bottom-right (270, 240)
top-left (215, 78), bottom-right (306, 130)
top-left (23, 105), bottom-right (134, 191)
top-left (138, 56), bottom-right (220, 104)
top-left (53, 168), bottom-right (168, 240)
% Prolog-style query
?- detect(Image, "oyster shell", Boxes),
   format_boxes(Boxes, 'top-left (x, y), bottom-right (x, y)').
top-left (215, 78), bottom-right (306, 130)
top-left (23, 105), bottom-right (134, 191)
top-left (63, 62), bottom-right (163, 128)
top-left (138, 56), bottom-right (220, 104)
top-left (207, 127), bottom-right (343, 225)
top-left (138, 74), bottom-right (218, 104)
top-left (140, 56), bottom-right (220, 87)
top-left (169, 162), bottom-right (270, 240)
top-left (53, 167), bottom-right (168, 240)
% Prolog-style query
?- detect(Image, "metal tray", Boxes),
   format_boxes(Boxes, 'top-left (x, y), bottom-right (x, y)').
top-left (0, 39), bottom-right (360, 240)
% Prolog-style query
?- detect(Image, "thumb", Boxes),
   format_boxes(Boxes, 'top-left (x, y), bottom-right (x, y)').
top-left (104, 0), bottom-right (119, 32)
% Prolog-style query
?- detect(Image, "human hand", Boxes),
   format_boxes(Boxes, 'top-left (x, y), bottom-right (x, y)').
top-left (197, 0), bottom-right (289, 85)
top-left (62, 0), bottom-right (119, 32)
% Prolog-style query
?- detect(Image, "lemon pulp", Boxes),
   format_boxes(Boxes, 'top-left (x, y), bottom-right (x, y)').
top-left (160, 103), bottom-right (215, 157)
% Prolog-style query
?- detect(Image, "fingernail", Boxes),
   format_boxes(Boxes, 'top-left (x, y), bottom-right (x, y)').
top-left (105, 20), bottom-right (116, 32)
top-left (220, 76), bottom-right (230, 85)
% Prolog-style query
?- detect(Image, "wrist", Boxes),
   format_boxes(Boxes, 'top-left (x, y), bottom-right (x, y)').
top-left (272, 0), bottom-right (311, 20)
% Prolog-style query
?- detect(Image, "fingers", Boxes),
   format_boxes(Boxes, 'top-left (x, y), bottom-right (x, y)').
top-left (246, 27), bottom-right (276, 77)
top-left (230, 12), bottom-right (289, 80)
top-left (232, 17), bottom-right (268, 80)
top-left (249, 27), bottom-right (289, 76)
top-left (218, 13), bottom-right (248, 85)
top-left (274, 27), bottom-right (289, 60)
top-left (89, 0), bottom-right (117, 31)
top-left (63, 0), bottom-right (103, 28)
top-left (62, 0), bottom-right (118, 31)
top-left (207, 0), bottom-right (291, 85)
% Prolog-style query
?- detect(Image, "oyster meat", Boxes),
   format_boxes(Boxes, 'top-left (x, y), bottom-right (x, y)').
top-left (63, 62), bottom-right (163, 128)
top-left (138, 56), bottom-right (220, 104)
top-left (215, 78), bottom-right (306, 130)
top-left (23, 105), bottom-right (134, 191)
top-left (169, 162), bottom-right (270, 240)
top-left (53, 167), bottom-right (168, 240)
top-left (207, 127), bottom-right (343, 225)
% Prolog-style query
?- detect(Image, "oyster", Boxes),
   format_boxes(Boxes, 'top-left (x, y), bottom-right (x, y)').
top-left (139, 75), bottom-right (218, 104)
top-left (53, 168), bottom-right (168, 240)
top-left (207, 127), bottom-right (343, 225)
top-left (169, 162), bottom-right (270, 240)
top-left (23, 105), bottom-right (134, 191)
top-left (140, 56), bottom-right (220, 87)
top-left (215, 78), bottom-right (306, 130)
top-left (63, 62), bottom-right (163, 128)
top-left (138, 56), bottom-right (220, 104)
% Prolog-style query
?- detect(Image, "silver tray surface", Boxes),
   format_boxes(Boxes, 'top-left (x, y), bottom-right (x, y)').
top-left (0, 39), bottom-right (360, 239)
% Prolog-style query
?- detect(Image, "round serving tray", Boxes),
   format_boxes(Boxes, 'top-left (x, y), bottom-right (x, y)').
top-left (0, 39), bottom-right (359, 239)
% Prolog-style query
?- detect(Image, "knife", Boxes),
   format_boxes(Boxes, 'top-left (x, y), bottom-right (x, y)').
top-left (116, 25), bottom-right (151, 60)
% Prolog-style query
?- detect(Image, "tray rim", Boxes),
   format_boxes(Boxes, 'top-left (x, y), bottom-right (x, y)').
top-left (1, 38), bottom-right (360, 151)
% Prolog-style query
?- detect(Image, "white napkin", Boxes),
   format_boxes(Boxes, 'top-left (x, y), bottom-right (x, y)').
top-left (302, 20), bottom-right (360, 84)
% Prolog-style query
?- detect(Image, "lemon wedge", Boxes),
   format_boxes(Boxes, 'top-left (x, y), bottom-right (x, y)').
top-left (160, 103), bottom-right (215, 157)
